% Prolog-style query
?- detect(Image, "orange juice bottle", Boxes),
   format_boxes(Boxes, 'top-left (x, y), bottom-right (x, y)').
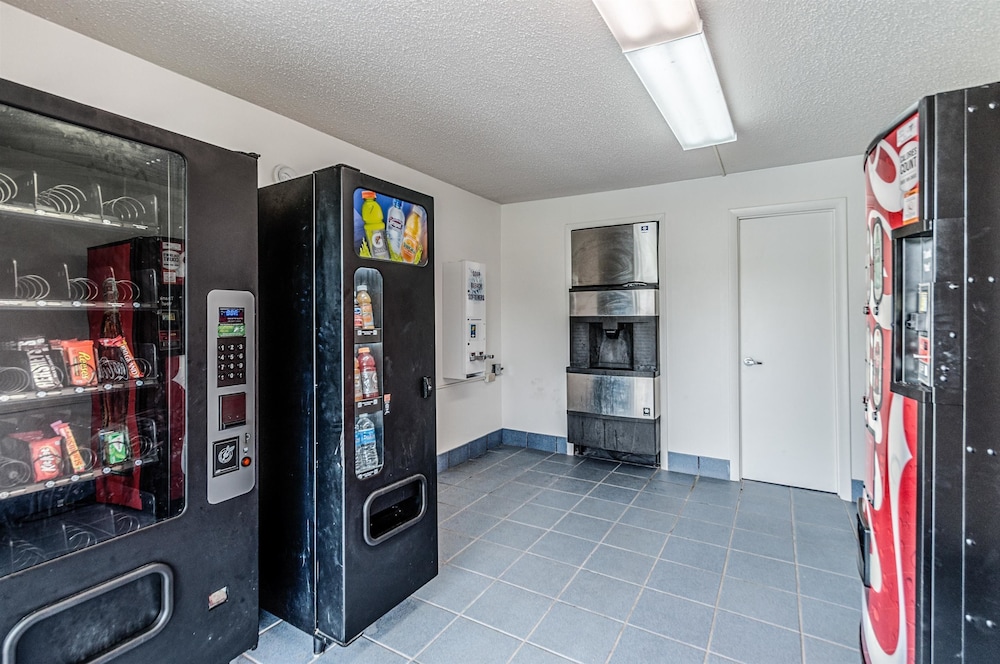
top-left (357, 284), bottom-right (374, 329)
top-left (400, 207), bottom-right (423, 264)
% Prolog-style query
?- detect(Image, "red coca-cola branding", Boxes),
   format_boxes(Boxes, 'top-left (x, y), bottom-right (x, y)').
top-left (862, 112), bottom-right (920, 664)
top-left (99, 336), bottom-right (143, 379)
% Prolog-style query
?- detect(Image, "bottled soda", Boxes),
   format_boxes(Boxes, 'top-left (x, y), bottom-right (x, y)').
top-left (353, 291), bottom-right (362, 329)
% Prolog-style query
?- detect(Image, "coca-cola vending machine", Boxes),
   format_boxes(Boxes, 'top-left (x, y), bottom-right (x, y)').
top-left (0, 79), bottom-right (259, 663)
top-left (859, 81), bottom-right (1000, 663)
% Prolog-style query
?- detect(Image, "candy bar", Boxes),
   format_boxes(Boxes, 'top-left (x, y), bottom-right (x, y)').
top-left (30, 436), bottom-right (63, 482)
top-left (99, 429), bottom-right (129, 465)
top-left (51, 420), bottom-right (86, 472)
top-left (60, 339), bottom-right (98, 386)
top-left (9, 430), bottom-right (44, 442)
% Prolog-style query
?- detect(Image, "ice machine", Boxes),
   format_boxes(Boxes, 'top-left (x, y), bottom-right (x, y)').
top-left (566, 222), bottom-right (660, 466)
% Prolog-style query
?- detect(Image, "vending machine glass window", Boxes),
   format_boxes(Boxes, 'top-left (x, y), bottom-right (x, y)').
top-left (0, 103), bottom-right (186, 579)
top-left (353, 268), bottom-right (384, 479)
top-left (897, 233), bottom-right (933, 387)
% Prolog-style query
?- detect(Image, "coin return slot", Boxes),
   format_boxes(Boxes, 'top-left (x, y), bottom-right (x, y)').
top-left (219, 392), bottom-right (247, 430)
top-left (363, 475), bottom-right (427, 546)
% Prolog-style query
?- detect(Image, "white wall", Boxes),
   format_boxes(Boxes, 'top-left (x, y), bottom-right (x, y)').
top-left (0, 3), bottom-right (503, 454)
top-left (500, 157), bottom-right (868, 480)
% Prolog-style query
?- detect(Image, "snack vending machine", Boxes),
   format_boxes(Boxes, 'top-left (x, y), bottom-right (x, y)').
top-left (859, 81), bottom-right (1000, 663)
top-left (0, 80), bottom-right (258, 663)
top-left (258, 165), bottom-right (437, 652)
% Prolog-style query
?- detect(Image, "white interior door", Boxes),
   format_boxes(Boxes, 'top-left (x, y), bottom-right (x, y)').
top-left (739, 210), bottom-right (839, 493)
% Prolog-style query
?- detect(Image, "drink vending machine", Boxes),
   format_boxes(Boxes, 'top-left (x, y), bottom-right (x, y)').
top-left (258, 165), bottom-right (437, 652)
top-left (859, 81), bottom-right (1000, 663)
top-left (0, 79), bottom-right (259, 663)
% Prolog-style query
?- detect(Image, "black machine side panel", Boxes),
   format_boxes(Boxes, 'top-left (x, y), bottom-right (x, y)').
top-left (315, 165), bottom-right (438, 644)
top-left (257, 175), bottom-right (318, 635)
top-left (0, 79), bottom-right (259, 663)
top-left (923, 91), bottom-right (969, 664)
top-left (929, 403), bottom-right (965, 662)
top-left (961, 82), bottom-right (1000, 661)
top-left (311, 166), bottom-right (348, 640)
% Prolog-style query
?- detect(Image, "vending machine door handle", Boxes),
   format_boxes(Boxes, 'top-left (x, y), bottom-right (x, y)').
top-left (421, 376), bottom-right (434, 399)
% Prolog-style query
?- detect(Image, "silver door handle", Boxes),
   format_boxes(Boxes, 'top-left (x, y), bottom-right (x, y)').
top-left (743, 357), bottom-right (763, 366)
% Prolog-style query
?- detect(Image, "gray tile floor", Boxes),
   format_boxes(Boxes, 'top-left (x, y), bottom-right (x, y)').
top-left (233, 446), bottom-right (861, 664)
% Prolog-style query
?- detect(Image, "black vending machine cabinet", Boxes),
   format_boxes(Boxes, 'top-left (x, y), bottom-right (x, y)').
top-left (0, 81), bottom-right (259, 663)
top-left (258, 165), bottom-right (437, 651)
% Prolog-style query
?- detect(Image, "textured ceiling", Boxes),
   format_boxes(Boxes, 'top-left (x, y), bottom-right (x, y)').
top-left (8, 0), bottom-right (1000, 203)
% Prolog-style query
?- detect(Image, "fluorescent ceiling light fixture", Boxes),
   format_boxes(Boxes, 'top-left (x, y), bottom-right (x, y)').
top-left (593, 0), bottom-right (736, 150)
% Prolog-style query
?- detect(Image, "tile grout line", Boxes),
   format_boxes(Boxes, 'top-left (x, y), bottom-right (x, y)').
top-left (700, 478), bottom-right (746, 664)
top-left (791, 489), bottom-right (807, 664)
top-left (496, 460), bottom-right (602, 664)
top-left (409, 448), bottom-right (551, 662)
top-left (254, 455), bottom-right (860, 664)
top-left (357, 633), bottom-right (424, 663)
top-left (442, 449), bottom-right (577, 663)
top-left (602, 473), bottom-right (699, 664)
top-left (509, 460), bottom-right (649, 664)
top-left (408, 452), bottom-right (541, 662)
top-left (442, 450), bottom-right (557, 563)
top-left (510, 463), bottom-right (628, 661)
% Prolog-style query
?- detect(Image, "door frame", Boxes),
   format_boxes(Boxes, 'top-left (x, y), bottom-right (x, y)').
top-left (728, 199), bottom-right (852, 499)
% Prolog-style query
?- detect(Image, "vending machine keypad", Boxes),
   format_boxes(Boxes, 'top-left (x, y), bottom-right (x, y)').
top-left (217, 338), bottom-right (247, 387)
top-left (207, 291), bottom-right (255, 504)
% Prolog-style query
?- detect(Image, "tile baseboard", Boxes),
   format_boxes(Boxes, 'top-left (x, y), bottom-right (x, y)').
top-left (667, 451), bottom-right (730, 480)
top-left (438, 429), bottom-right (567, 471)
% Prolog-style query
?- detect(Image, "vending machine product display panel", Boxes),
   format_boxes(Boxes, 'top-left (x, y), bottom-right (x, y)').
top-left (0, 103), bottom-right (188, 578)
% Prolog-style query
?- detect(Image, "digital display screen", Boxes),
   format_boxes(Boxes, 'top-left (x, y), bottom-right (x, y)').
top-left (218, 307), bottom-right (246, 338)
top-left (219, 308), bottom-right (245, 324)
